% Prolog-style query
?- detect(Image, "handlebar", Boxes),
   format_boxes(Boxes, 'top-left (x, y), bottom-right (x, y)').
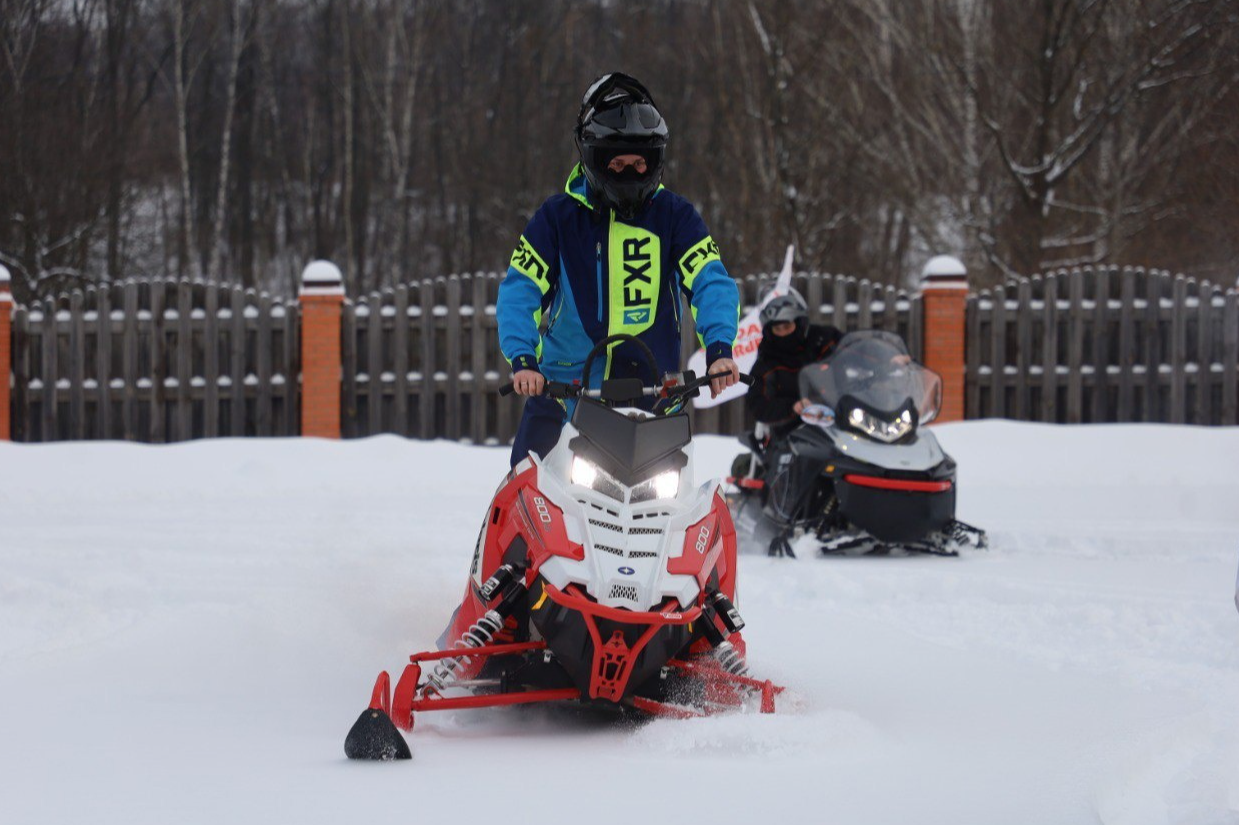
top-left (499, 370), bottom-right (753, 402)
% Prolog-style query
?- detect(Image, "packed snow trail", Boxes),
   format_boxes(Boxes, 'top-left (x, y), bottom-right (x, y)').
top-left (1, 422), bottom-right (1237, 825)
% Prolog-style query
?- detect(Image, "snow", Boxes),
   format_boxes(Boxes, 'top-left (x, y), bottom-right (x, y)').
top-left (301, 261), bottom-right (344, 294)
top-left (922, 255), bottom-right (967, 278)
top-left (2, 422), bottom-right (1238, 825)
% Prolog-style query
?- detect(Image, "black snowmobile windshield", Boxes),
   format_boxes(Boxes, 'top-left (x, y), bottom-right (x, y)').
top-left (569, 400), bottom-right (690, 485)
top-left (798, 330), bottom-right (943, 422)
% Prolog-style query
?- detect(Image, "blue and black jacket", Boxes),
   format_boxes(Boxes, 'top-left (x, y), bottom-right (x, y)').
top-left (498, 164), bottom-right (739, 388)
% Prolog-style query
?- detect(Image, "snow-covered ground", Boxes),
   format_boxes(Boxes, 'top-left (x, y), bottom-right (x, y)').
top-left (2, 422), bottom-right (1237, 825)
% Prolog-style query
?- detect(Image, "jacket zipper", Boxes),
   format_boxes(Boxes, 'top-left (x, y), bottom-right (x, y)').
top-left (547, 277), bottom-right (564, 336)
top-left (595, 239), bottom-right (603, 324)
top-left (601, 212), bottom-right (613, 381)
top-left (671, 265), bottom-right (681, 330)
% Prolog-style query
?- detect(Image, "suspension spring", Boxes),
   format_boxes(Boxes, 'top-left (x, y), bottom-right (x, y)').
top-left (424, 610), bottom-right (505, 693)
top-left (713, 640), bottom-right (749, 678)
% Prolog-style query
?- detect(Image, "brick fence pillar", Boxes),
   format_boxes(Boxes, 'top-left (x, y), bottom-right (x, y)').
top-left (299, 261), bottom-right (345, 438)
top-left (0, 264), bottom-right (11, 441)
top-left (919, 255), bottom-right (969, 424)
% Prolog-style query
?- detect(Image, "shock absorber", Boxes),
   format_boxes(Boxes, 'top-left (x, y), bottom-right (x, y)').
top-left (424, 610), bottom-right (506, 693)
top-left (708, 592), bottom-right (746, 634)
top-left (478, 563), bottom-right (519, 602)
top-left (701, 591), bottom-right (749, 678)
top-left (425, 570), bottom-right (526, 694)
top-left (712, 640), bottom-right (749, 678)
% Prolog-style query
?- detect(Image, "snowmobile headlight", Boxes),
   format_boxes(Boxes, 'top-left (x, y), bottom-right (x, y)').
top-left (571, 456), bottom-right (626, 501)
top-left (630, 469), bottom-right (680, 503)
top-left (571, 456), bottom-right (598, 487)
top-left (845, 406), bottom-right (914, 443)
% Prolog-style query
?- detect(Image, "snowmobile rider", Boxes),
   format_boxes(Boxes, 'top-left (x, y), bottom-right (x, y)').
top-left (499, 72), bottom-right (741, 467)
top-left (746, 290), bottom-right (842, 440)
top-left (746, 291), bottom-right (841, 553)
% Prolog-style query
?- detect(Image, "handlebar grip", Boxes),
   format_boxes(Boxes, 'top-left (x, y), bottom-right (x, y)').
top-left (704, 370), bottom-right (754, 386)
top-left (499, 382), bottom-right (515, 397)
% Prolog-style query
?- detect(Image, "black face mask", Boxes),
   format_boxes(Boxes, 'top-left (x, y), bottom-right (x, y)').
top-left (762, 319), bottom-right (807, 356)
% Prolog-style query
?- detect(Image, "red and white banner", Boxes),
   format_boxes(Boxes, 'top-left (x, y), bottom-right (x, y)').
top-left (687, 245), bottom-right (795, 409)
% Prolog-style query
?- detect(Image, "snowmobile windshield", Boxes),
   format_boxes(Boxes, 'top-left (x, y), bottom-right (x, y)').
top-left (569, 399), bottom-right (691, 485)
top-left (799, 331), bottom-right (942, 423)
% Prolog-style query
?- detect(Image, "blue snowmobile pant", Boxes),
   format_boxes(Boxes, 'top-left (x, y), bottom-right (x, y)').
top-left (509, 396), bottom-right (566, 467)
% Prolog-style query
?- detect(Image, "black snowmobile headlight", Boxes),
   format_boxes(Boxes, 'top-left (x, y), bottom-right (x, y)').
top-left (844, 405), bottom-right (915, 443)
top-left (629, 470), bottom-right (680, 503)
top-left (571, 456), bottom-right (626, 501)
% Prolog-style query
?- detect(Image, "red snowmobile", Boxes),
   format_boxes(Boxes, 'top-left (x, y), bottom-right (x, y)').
top-left (345, 336), bottom-right (784, 760)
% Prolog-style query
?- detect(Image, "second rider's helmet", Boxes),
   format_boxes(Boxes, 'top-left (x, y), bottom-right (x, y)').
top-left (575, 73), bottom-right (669, 220)
top-left (759, 290), bottom-right (809, 329)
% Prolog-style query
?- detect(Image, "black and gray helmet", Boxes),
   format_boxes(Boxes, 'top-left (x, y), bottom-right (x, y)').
top-left (575, 73), bottom-right (669, 220)
top-left (759, 290), bottom-right (809, 328)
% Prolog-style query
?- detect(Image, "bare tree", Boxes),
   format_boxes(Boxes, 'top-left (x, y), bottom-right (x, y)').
top-left (3, 0), bottom-right (1238, 298)
top-left (207, 0), bottom-right (252, 282)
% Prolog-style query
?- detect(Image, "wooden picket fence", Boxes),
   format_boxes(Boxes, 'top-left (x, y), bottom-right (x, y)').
top-left (7, 264), bottom-right (1233, 444)
top-left (8, 279), bottom-right (298, 442)
top-left (340, 273), bottom-right (514, 443)
top-left (336, 271), bottom-right (922, 441)
top-left (966, 266), bottom-right (1239, 424)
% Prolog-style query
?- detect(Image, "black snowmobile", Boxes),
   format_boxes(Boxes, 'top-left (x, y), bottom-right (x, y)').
top-left (726, 330), bottom-right (987, 557)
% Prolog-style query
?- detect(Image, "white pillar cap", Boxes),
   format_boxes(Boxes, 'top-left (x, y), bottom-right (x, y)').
top-left (922, 255), bottom-right (966, 278)
top-left (920, 255), bottom-right (968, 290)
top-left (300, 260), bottom-right (344, 296)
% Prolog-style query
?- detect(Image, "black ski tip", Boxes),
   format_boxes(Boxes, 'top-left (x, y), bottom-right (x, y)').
top-left (344, 707), bottom-right (412, 761)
